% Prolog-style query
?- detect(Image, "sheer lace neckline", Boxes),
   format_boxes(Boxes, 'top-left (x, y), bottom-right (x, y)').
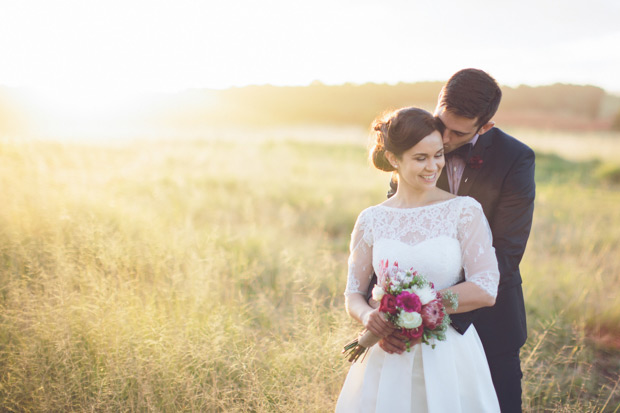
top-left (376, 197), bottom-right (458, 211)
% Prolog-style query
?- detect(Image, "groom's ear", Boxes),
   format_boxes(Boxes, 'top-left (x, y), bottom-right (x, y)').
top-left (477, 121), bottom-right (495, 135)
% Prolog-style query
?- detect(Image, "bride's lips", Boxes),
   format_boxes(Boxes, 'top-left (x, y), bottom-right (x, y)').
top-left (420, 173), bottom-right (437, 183)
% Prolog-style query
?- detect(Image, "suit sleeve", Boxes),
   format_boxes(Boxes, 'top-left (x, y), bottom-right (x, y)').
top-left (490, 147), bottom-right (536, 291)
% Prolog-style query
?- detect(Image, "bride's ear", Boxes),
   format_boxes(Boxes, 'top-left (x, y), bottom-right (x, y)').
top-left (385, 151), bottom-right (399, 169)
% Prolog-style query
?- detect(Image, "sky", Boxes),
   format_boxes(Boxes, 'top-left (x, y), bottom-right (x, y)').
top-left (1, 0), bottom-right (619, 100)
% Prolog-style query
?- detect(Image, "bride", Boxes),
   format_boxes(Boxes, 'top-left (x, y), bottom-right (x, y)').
top-left (336, 107), bottom-right (501, 412)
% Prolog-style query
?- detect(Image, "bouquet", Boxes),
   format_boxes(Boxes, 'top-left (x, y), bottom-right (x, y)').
top-left (342, 260), bottom-right (457, 363)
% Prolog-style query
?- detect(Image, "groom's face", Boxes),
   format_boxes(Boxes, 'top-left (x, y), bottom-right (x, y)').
top-left (435, 106), bottom-right (480, 154)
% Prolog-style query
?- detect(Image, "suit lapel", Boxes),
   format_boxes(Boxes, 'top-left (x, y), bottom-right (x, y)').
top-left (437, 163), bottom-right (449, 192)
top-left (457, 130), bottom-right (493, 196)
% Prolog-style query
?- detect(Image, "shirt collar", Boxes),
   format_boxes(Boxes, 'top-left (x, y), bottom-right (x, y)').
top-left (468, 134), bottom-right (480, 147)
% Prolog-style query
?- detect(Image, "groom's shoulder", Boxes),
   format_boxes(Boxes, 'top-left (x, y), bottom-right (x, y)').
top-left (487, 127), bottom-right (534, 156)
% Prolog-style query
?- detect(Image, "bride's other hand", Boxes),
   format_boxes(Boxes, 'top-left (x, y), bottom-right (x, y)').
top-left (379, 331), bottom-right (420, 354)
top-left (362, 308), bottom-right (395, 338)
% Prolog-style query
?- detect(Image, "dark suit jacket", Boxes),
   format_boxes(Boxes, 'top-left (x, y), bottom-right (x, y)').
top-left (440, 127), bottom-right (535, 356)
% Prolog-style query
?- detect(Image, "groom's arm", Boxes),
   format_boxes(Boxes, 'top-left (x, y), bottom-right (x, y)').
top-left (489, 146), bottom-right (536, 291)
top-left (451, 146), bottom-right (535, 334)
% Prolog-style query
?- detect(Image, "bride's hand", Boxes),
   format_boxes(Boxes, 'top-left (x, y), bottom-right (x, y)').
top-left (362, 308), bottom-right (395, 338)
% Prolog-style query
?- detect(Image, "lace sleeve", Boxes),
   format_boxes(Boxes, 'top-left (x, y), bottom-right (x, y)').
top-left (344, 208), bottom-right (374, 297)
top-left (458, 198), bottom-right (500, 299)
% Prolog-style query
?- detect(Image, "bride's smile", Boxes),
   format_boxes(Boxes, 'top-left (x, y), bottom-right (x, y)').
top-left (385, 130), bottom-right (446, 205)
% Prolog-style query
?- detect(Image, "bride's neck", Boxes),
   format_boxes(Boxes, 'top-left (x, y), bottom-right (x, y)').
top-left (388, 188), bottom-right (439, 209)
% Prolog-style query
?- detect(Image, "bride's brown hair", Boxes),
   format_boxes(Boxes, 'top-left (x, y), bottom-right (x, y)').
top-left (370, 107), bottom-right (442, 172)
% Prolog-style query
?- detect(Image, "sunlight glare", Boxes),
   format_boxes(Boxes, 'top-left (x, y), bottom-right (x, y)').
top-left (31, 87), bottom-right (131, 119)
top-left (20, 85), bottom-right (153, 140)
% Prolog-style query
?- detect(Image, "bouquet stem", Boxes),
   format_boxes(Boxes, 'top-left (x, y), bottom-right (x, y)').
top-left (342, 330), bottom-right (380, 363)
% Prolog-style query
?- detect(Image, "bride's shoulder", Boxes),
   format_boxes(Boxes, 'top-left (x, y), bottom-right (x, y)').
top-left (355, 205), bottom-right (380, 222)
top-left (452, 196), bottom-right (483, 212)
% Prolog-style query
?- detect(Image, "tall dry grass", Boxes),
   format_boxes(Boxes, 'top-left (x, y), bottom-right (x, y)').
top-left (0, 129), bottom-right (619, 411)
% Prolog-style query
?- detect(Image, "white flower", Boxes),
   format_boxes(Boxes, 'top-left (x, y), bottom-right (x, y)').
top-left (388, 265), bottom-right (400, 281)
top-left (394, 270), bottom-right (412, 286)
top-left (371, 285), bottom-right (385, 302)
top-left (397, 311), bottom-right (422, 329)
top-left (401, 271), bottom-right (414, 284)
top-left (409, 284), bottom-right (436, 305)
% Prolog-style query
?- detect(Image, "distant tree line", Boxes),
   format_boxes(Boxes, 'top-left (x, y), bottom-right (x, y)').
top-left (1, 82), bottom-right (620, 136)
top-left (150, 82), bottom-right (620, 130)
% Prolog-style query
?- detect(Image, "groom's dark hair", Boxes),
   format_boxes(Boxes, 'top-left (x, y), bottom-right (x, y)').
top-left (438, 68), bottom-right (502, 129)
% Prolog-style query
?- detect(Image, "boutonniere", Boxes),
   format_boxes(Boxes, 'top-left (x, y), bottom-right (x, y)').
top-left (467, 155), bottom-right (483, 169)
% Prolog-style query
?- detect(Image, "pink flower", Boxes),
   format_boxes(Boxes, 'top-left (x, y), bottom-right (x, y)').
top-left (395, 291), bottom-right (422, 313)
top-left (387, 261), bottom-right (400, 280)
top-left (379, 294), bottom-right (398, 315)
top-left (468, 155), bottom-right (483, 169)
top-left (378, 259), bottom-right (390, 284)
top-left (421, 300), bottom-right (445, 329)
top-left (402, 326), bottom-right (424, 340)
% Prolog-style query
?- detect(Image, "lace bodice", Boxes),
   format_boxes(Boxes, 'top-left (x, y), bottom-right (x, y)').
top-left (344, 196), bottom-right (499, 298)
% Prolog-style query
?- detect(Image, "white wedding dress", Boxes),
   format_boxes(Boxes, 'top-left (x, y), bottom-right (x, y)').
top-left (336, 196), bottom-right (501, 413)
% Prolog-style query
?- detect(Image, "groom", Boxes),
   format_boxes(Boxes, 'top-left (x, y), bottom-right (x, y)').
top-left (380, 69), bottom-right (535, 413)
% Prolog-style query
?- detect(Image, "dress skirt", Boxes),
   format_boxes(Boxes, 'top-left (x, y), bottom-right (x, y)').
top-left (336, 326), bottom-right (500, 413)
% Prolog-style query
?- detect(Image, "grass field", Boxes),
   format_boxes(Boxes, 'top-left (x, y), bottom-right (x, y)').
top-left (1, 127), bottom-right (619, 412)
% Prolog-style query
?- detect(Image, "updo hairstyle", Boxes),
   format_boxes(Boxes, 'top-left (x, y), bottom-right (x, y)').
top-left (370, 107), bottom-right (442, 172)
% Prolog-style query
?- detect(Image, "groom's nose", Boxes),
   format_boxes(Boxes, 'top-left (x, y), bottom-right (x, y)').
top-left (441, 130), bottom-right (450, 143)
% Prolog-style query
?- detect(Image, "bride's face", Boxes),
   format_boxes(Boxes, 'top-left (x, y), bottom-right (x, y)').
top-left (391, 131), bottom-right (445, 192)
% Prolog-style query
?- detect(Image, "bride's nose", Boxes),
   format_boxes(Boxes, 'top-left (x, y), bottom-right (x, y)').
top-left (425, 159), bottom-right (440, 171)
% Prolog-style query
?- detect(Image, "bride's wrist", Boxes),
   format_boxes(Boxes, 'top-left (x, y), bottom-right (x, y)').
top-left (359, 307), bottom-right (376, 327)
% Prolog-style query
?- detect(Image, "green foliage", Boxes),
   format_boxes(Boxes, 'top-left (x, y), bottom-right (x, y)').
top-left (535, 152), bottom-right (600, 185)
top-left (0, 132), bottom-right (619, 411)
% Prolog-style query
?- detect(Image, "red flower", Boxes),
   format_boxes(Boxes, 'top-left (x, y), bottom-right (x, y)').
top-left (421, 299), bottom-right (445, 329)
top-left (468, 155), bottom-right (483, 169)
top-left (395, 291), bottom-right (422, 313)
top-left (402, 326), bottom-right (424, 340)
top-left (379, 294), bottom-right (398, 315)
